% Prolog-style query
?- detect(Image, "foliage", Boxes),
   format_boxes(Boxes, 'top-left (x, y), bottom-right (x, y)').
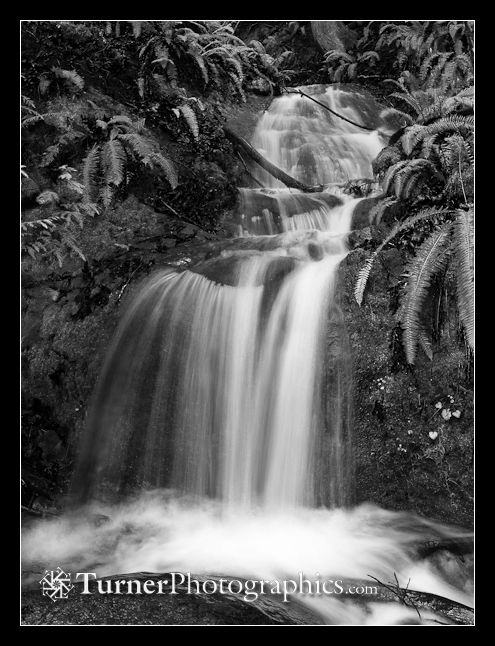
top-left (323, 21), bottom-right (473, 92)
top-left (22, 165), bottom-right (99, 267)
top-left (133, 20), bottom-right (286, 103)
top-left (82, 114), bottom-right (178, 206)
top-left (355, 73), bottom-right (473, 363)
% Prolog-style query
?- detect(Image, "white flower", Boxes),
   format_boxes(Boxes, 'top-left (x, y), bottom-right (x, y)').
top-left (429, 431), bottom-right (439, 440)
top-left (435, 402), bottom-right (443, 409)
top-left (441, 409), bottom-right (452, 420)
top-left (452, 410), bottom-right (461, 418)
top-left (407, 430), bottom-right (413, 435)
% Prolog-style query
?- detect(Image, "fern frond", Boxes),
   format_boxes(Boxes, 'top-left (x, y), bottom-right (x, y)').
top-left (420, 134), bottom-right (440, 160)
top-left (394, 159), bottom-right (436, 198)
top-left (452, 208), bottom-right (474, 349)
top-left (373, 145), bottom-right (404, 176)
top-left (354, 207), bottom-right (454, 306)
top-left (419, 52), bottom-right (440, 82)
top-left (402, 115), bottom-right (473, 153)
top-left (144, 151), bottom-right (178, 189)
top-left (418, 328), bottom-right (434, 360)
top-left (100, 139), bottom-right (126, 206)
top-left (390, 91), bottom-right (424, 117)
top-left (52, 67), bottom-right (85, 91)
top-left (192, 53), bottom-right (209, 86)
top-left (380, 107), bottom-right (414, 127)
top-left (102, 139), bottom-right (126, 187)
top-left (441, 133), bottom-right (471, 168)
top-left (107, 115), bottom-right (134, 130)
top-left (82, 144), bottom-right (101, 202)
top-left (21, 94), bottom-right (36, 109)
top-left (401, 223), bottom-right (453, 363)
top-left (368, 196), bottom-right (398, 225)
top-left (401, 124), bottom-right (426, 155)
top-left (354, 257), bottom-right (375, 306)
top-left (179, 104), bottom-right (199, 140)
top-left (119, 132), bottom-right (154, 160)
top-left (382, 160), bottom-right (409, 195)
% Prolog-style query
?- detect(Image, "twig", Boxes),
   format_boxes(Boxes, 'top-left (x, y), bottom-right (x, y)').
top-left (368, 573), bottom-right (422, 622)
top-left (283, 88), bottom-right (375, 131)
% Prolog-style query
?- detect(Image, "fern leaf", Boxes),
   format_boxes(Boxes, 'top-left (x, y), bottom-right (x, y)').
top-left (102, 139), bottom-right (126, 187)
top-left (380, 107), bottom-right (413, 127)
top-left (52, 67), bottom-right (85, 91)
top-left (418, 328), bottom-right (434, 360)
top-left (82, 144), bottom-right (101, 202)
top-left (119, 133), bottom-right (153, 160)
top-left (179, 104), bottom-right (199, 140)
top-left (368, 196), bottom-right (397, 225)
top-left (401, 124), bottom-right (426, 155)
top-left (354, 207), bottom-right (454, 307)
top-left (382, 160), bottom-right (409, 195)
top-left (401, 223), bottom-right (452, 364)
top-left (107, 115), bottom-right (134, 129)
top-left (193, 54), bottom-right (209, 86)
top-left (354, 257), bottom-right (375, 307)
top-left (390, 91), bottom-right (424, 117)
top-left (452, 209), bottom-right (474, 349)
top-left (373, 145), bottom-right (404, 176)
top-left (144, 151), bottom-right (178, 189)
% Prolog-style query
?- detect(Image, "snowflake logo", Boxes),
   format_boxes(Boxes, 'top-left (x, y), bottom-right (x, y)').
top-left (39, 567), bottom-right (74, 601)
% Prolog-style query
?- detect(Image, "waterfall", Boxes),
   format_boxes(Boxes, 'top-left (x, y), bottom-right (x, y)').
top-left (23, 87), bottom-right (472, 625)
top-left (71, 86), bottom-right (372, 508)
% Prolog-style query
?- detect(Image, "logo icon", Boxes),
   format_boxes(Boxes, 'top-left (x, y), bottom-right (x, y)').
top-left (39, 567), bottom-right (74, 601)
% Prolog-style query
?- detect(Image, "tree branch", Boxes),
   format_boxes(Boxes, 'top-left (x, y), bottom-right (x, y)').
top-left (284, 88), bottom-right (375, 132)
top-left (223, 126), bottom-right (324, 193)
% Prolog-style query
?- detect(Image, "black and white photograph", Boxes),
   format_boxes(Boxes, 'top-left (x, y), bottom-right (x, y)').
top-left (20, 19), bottom-right (474, 626)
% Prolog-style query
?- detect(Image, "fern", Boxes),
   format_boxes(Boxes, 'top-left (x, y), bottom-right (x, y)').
top-left (179, 104), bottom-right (199, 140)
top-left (354, 207), bottom-right (454, 306)
top-left (102, 139), bottom-right (126, 190)
top-left (373, 146), bottom-right (404, 176)
top-left (119, 132), bottom-right (154, 159)
top-left (452, 208), bottom-right (474, 349)
top-left (400, 223), bottom-right (452, 363)
top-left (418, 328), bottom-right (434, 360)
top-left (144, 151), bottom-right (178, 189)
top-left (82, 145), bottom-right (101, 202)
top-left (52, 67), bottom-right (85, 91)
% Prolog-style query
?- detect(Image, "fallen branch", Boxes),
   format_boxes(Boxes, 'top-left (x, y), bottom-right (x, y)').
top-left (284, 88), bottom-right (375, 132)
top-left (236, 151), bottom-right (265, 189)
top-left (223, 126), bottom-right (323, 193)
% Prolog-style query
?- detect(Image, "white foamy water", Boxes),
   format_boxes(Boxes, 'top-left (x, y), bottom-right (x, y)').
top-left (22, 493), bottom-right (472, 624)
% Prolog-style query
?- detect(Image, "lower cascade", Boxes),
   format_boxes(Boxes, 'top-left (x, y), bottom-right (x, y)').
top-left (23, 86), bottom-right (473, 625)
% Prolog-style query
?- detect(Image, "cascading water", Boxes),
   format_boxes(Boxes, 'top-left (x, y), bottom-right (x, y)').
top-left (22, 86), bottom-right (473, 625)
